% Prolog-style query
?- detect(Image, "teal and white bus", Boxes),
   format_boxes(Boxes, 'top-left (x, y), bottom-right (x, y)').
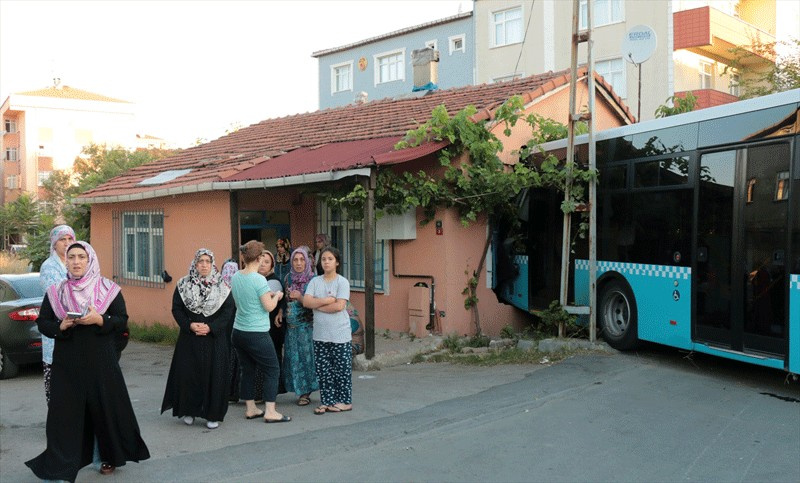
top-left (495, 89), bottom-right (800, 373)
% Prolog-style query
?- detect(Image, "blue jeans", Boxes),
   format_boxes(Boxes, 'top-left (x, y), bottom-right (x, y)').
top-left (232, 329), bottom-right (280, 402)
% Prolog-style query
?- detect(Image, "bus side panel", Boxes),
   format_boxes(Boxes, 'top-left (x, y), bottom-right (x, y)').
top-left (790, 274), bottom-right (800, 373)
top-left (501, 255), bottom-right (530, 312)
top-left (575, 260), bottom-right (692, 349)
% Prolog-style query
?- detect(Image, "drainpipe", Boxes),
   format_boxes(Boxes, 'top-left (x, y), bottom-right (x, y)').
top-left (391, 240), bottom-right (436, 332)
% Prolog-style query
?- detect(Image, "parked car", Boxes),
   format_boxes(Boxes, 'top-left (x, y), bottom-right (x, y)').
top-left (0, 273), bottom-right (44, 379)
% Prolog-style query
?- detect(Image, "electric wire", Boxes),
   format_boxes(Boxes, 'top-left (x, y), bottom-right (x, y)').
top-left (513, 0), bottom-right (537, 79)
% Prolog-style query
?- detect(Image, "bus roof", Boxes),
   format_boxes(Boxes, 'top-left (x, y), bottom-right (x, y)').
top-left (540, 88), bottom-right (800, 152)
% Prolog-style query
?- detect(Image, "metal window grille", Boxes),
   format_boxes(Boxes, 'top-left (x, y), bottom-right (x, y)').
top-left (316, 199), bottom-right (385, 291)
top-left (112, 210), bottom-right (165, 288)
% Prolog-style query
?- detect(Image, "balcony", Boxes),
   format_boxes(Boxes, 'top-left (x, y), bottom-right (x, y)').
top-left (673, 7), bottom-right (775, 66)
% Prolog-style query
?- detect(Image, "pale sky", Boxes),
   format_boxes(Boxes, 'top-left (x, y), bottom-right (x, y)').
top-left (0, 0), bottom-right (472, 148)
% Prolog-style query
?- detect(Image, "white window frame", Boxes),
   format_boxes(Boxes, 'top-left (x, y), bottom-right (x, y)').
top-left (596, 57), bottom-right (626, 97)
top-left (579, 0), bottom-right (624, 29)
top-left (5, 175), bottom-right (18, 189)
top-left (330, 60), bottom-right (354, 95)
top-left (5, 147), bottom-right (18, 161)
top-left (491, 5), bottom-right (523, 47)
top-left (316, 199), bottom-right (386, 292)
top-left (4, 119), bottom-right (17, 133)
top-left (729, 71), bottom-right (740, 96)
top-left (121, 211), bottom-right (164, 284)
top-left (425, 39), bottom-right (438, 51)
top-left (699, 61), bottom-right (713, 89)
top-left (373, 48), bottom-right (405, 86)
top-left (37, 171), bottom-right (52, 187)
top-left (448, 34), bottom-right (466, 55)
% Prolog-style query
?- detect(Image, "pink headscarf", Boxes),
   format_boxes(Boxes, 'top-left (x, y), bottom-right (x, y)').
top-left (46, 241), bottom-right (121, 320)
top-left (49, 225), bottom-right (75, 254)
top-left (287, 246), bottom-right (314, 293)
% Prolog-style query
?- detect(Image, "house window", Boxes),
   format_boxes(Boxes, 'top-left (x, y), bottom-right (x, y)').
top-left (37, 171), bottom-right (52, 187)
top-left (331, 61), bottom-right (353, 94)
top-left (5, 147), bottom-right (18, 161)
top-left (596, 58), bottom-right (626, 97)
top-left (4, 119), bottom-right (16, 133)
top-left (580, 0), bottom-right (624, 29)
top-left (449, 34), bottom-right (465, 54)
top-left (5, 175), bottom-right (18, 189)
top-left (729, 72), bottom-right (740, 96)
top-left (114, 210), bottom-right (164, 287)
top-left (775, 171), bottom-right (789, 201)
top-left (699, 61), bottom-right (713, 89)
top-left (317, 200), bottom-right (385, 291)
top-left (492, 6), bottom-right (523, 47)
top-left (374, 49), bottom-right (405, 85)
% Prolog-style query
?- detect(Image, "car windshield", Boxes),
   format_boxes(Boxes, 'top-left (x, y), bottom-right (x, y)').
top-left (9, 277), bottom-right (45, 299)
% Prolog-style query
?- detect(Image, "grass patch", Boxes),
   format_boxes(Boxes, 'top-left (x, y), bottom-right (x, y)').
top-left (128, 322), bottom-right (179, 345)
top-left (415, 346), bottom-right (592, 366)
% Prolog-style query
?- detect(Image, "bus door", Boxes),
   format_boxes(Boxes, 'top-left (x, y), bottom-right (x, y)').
top-left (695, 143), bottom-right (791, 356)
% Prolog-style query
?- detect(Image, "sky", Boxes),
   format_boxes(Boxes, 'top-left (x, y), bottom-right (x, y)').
top-left (0, 0), bottom-right (472, 148)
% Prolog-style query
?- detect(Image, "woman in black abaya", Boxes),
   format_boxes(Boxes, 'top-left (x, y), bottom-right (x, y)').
top-left (26, 241), bottom-right (150, 482)
top-left (161, 248), bottom-right (235, 429)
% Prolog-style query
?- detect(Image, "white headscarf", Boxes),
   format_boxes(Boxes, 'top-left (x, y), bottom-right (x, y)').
top-left (176, 248), bottom-right (230, 317)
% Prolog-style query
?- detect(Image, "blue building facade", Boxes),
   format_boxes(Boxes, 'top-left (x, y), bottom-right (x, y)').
top-left (313, 12), bottom-right (474, 110)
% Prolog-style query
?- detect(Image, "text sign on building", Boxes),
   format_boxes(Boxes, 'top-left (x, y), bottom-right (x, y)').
top-left (622, 25), bottom-right (657, 64)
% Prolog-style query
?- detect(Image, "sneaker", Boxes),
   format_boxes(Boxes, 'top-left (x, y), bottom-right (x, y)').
top-left (182, 416), bottom-right (194, 425)
top-left (206, 421), bottom-right (219, 429)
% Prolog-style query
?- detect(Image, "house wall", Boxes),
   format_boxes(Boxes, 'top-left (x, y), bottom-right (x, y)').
top-left (90, 191), bottom-right (232, 326)
top-left (316, 14), bottom-right (474, 109)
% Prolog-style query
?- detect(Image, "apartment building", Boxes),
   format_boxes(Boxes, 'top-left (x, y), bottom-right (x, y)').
top-left (1, 80), bottom-right (137, 204)
top-left (312, 11), bottom-right (474, 110)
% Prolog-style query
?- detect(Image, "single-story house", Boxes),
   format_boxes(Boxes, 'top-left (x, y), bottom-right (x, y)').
top-left (77, 67), bottom-right (634, 338)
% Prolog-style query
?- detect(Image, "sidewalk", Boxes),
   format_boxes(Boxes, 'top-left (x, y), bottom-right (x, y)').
top-left (354, 331), bottom-right (443, 370)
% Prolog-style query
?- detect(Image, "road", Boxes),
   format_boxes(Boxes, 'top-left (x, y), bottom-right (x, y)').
top-left (1, 341), bottom-right (798, 482)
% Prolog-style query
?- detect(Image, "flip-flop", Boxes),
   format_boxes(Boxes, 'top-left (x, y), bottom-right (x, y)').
top-left (314, 405), bottom-right (328, 415)
top-left (324, 405), bottom-right (342, 413)
top-left (297, 396), bottom-right (311, 406)
top-left (265, 415), bottom-right (292, 423)
top-left (332, 404), bottom-right (352, 412)
top-left (245, 412), bottom-right (265, 420)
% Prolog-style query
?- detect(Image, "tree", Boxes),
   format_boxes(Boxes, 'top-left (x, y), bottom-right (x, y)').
top-left (654, 92), bottom-right (698, 118)
top-left (725, 38), bottom-right (800, 98)
top-left (42, 144), bottom-right (178, 240)
top-left (0, 193), bottom-right (54, 269)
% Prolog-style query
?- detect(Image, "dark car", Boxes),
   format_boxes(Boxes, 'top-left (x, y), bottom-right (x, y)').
top-left (0, 273), bottom-right (44, 379)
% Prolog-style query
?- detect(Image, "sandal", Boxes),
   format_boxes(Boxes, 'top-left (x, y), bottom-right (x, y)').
top-left (313, 405), bottom-right (328, 415)
top-left (297, 395), bottom-right (311, 406)
top-left (332, 403), bottom-right (352, 412)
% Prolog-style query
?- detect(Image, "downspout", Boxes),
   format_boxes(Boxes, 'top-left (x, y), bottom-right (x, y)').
top-left (391, 240), bottom-right (436, 332)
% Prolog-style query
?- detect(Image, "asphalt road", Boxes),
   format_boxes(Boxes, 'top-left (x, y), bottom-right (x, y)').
top-left (1, 341), bottom-right (798, 482)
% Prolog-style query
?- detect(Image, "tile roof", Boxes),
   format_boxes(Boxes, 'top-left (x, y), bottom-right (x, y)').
top-left (312, 11), bottom-right (472, 58)
top-left (16, 86), bottom-right (130, 103)
top-left (77, 67), bottom-right (633, 203)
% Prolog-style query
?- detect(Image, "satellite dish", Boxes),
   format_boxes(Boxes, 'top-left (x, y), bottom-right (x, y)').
top-left (622, 25), bottom-right (657, 64)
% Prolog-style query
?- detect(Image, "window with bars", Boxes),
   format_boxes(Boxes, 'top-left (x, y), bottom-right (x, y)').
top-left (113, 210), bottom-right (164, 287)
top-left (317, 200), bottom-right (385, 291)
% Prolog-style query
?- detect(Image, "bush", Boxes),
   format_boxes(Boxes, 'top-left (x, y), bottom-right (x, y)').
top-left (0, 252), bottom-right (32, 274)
top-left (128, 322), bottom-right (179, 345)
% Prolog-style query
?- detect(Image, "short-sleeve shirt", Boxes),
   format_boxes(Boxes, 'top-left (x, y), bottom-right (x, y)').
top-left (305, 274), bottom-right (351, 343)
top-left (230, 271), bottom-right (272, 332)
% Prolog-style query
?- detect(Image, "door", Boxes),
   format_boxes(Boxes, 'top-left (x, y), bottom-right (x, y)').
top-left (695, 143), bottom-right (790, 356)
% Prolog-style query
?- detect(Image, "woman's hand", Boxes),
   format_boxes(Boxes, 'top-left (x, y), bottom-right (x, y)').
top-left (75, 306), bottom-right (103, 326)
top-left (275, 309), bottom-right (283, 327)
top-left (191, 322), bottom-right (210, 336)
top-left (289, 290), bottom-right (302, 301)
top-left (59, 317), bottom-right (77, 332)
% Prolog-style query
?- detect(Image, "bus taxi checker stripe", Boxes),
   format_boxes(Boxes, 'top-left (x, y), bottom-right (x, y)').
top-left (791, 274), bottom-right (800, 290)
top-left (575, 259), bottom-right (691, 280)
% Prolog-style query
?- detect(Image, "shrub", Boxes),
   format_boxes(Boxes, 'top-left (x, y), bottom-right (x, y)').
top-left (128, 322), bottom-right (179, 345)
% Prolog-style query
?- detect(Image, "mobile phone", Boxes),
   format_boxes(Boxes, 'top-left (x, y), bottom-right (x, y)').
top-left (66, 311), bottom-right (84, 319)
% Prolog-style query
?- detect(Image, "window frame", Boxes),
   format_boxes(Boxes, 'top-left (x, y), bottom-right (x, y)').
top-left (114, 210), bottom-right (165, 287)
top-left (37, 171), bottom-right (52, 187)
top-left (699, 61), bottom-right (713, 89)
top-left (5, 147), bottom-right (18, 161)
top-left (4, 119), bottom-right (17, 133)
top-left (579, 0), bottom-right (625, 29)
top-left (491, 5), bottom-right (523, 48)
top-left (330, 60), bottom-right (354, 95)
top-left (373, 48), bottom-right (406, 86)
top-left (5, 175), bottom-right (18, 189)
top-left (596, 57), bottom-right (626, 97)
top-left (448, 34), bottom-right (465, 55)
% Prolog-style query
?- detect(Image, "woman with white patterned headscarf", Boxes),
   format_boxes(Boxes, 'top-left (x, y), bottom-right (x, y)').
top-left (161, 249), bottom-right (235, 430)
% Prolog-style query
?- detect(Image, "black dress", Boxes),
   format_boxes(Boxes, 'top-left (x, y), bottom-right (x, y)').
top-left (26, 293), bottom-right (150, 482)
top-left (253, 273), bottom-right (287, 398)
top-left (161, 288), bottom-right (235, 422)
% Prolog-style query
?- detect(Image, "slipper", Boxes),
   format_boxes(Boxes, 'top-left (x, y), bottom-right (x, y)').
top-left (314, 406), bottom-right (328, 415)
top-left (297, 396), bottom-right (311, 406)
top-left (245, 412), bottom-right (265, 420)
top-left (332, 404), bottom-right (352, 412)
top-left (324, 405), bottom-right (341, 413)
top-left (265, 415), bottom-right (292, 423)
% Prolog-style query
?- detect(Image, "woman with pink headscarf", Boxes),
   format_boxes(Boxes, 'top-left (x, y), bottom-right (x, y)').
top-left (26, 241), bottom-right (149, 481)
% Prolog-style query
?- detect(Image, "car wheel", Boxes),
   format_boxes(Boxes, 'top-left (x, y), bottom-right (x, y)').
top-left (0, 345), bottom-right (20, 380)
top-left (599, 279), bottom-right (639, 350)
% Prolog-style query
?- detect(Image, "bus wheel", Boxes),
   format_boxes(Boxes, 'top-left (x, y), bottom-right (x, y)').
top-left (599, 280), bottom-right (639, 350)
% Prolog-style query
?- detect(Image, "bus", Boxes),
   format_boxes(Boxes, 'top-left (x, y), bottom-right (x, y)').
top-left (494, 89), bottom-right (800, 374)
